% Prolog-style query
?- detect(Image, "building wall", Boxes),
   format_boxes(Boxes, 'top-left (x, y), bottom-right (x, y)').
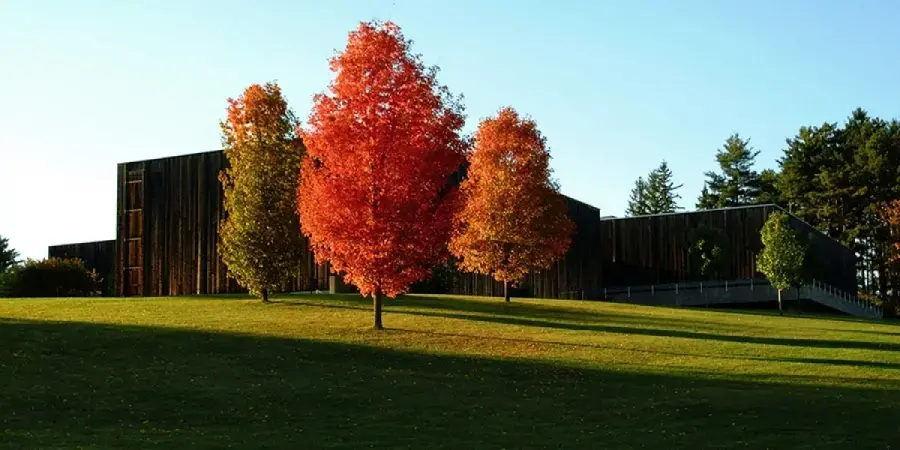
top-left (111, 150), bottom-right (857, 298)
top-left (115, 150), bottom-right (327, 296)
top-left (598, 205), bottom-right (857, 293)
top-left (48, 239), bottom-right (116, 279)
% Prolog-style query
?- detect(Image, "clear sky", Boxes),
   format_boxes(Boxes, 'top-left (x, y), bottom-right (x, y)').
top-left (2, 0), bottom-right (900, 259)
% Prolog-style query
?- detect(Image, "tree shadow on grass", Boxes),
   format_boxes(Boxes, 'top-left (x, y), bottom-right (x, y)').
top-left (282, 294), bottom-right (755, 333)
top-left (395, 309), bottom-right (900, 353)
top-left (691, 305), bottom-right (900, 327)
top-left (389, 327), bottom-right (900, 372)
top-left (1, 318), bottom-right (899, 449)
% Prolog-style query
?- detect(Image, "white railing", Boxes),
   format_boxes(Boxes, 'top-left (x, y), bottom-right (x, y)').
top-left (591, 278), bottom-right (884, 320)
top-left (807, 279), bottom-right (884, 319)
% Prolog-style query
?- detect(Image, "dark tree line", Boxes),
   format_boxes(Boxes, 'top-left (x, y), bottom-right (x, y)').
top-left (627, 108), bottom-right (900, 308)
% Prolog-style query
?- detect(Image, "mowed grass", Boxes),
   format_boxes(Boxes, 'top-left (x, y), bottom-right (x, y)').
top-left (2, 294), bottom-right (900, 449)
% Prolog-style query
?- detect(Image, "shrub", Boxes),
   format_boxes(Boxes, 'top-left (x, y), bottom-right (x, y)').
top-left (3, 257), bottom-right (101, 298)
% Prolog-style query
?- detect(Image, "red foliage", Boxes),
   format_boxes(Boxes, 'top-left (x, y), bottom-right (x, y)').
top-left (298, 21), bottom-right (466, 304)
top-left (449, 107), bottom-right (574, 297)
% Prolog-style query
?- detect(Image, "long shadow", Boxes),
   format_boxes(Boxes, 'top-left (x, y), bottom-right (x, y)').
top-left (397, 309), bottom-right (900, 353)
top-left (696, 305), bottom-right (900, 327)
top-left (391, 327), bottom-right (900, 371)
top-left (284, 294), bottom-right (756, 332)
top-left (1, 318), bottom-right (899, 449)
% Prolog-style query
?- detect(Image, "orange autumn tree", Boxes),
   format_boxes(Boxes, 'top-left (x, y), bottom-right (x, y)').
top-left (298, 21), bottom-right (466, 329)
top-left (449, 107), bottom-right (574, 302)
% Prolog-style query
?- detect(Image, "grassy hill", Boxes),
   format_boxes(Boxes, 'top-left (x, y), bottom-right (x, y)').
top-left (1, 294), bottom-right (899, 449)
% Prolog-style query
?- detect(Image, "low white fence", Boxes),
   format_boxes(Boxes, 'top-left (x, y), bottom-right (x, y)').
top-left (560, 278), bottom-right (883, 319)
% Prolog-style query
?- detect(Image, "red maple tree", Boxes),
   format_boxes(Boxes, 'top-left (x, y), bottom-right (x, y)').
top-left (298, 21), bottom-right (466, 329)
top-left (449, 107), bottom-right (574, 302)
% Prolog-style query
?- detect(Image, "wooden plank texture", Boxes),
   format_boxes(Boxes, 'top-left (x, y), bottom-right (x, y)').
top-left (113, 150), bottom-right (857, 299)
top-left (48, 240), bottom-right (116, 280)
top-left (115, 150), bottom-right (326, 296)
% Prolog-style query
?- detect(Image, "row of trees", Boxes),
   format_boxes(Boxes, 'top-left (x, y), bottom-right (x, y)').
top-left (218, 21), bottom-right (574, 328)
top-left (627, 110), bottom-right (900, 309)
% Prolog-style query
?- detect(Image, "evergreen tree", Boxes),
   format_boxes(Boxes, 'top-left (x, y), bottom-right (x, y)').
top-left (778, 108), bottom-right (900, 301)
top-left (696, 133), bottom-right (762, 209)
top-left (757, 169), bottom-right (782, 206)
top-left (626, 177), bottom-right (650, 216)
top-left (627, 161), bottom-right (682, 216)
top-left (0, 235), bottom-right (18, 272)
top-left (645, 160), bottom-right (682, 213)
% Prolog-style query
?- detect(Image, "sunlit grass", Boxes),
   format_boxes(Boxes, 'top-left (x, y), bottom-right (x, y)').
top-left (2, 293), bottom-right (899, 448)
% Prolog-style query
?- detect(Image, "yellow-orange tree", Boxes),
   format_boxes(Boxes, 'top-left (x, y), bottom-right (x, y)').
top-left (298, 21), bottom-right (467, 329)
top-left (218, 82), bottom-right (305, 303)
top-left (449, 107), bottom-right (574, 302)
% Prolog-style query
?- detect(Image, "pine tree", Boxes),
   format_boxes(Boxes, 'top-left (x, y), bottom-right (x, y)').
top-left (0, 235), bottom-right (18, 272)
top-left (625, 177), bottom-right (649, 216)
top-left (218, 82), bottom-right (305, 303)
top-left (645, 160), bottom-right (682, 213)
top-left (757, 168), bottom-right (782, 206)
top-left (697, 133), bottom-right (762, 209)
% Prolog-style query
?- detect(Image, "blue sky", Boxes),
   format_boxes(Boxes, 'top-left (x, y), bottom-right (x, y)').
top-left (2, 0), bottom-right (900, 259)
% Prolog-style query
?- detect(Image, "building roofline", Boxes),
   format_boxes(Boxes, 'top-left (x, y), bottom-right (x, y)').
top-left (48, 239), bottom-right (115, 248)
top-left (118, 149), bottom-right (225, 166)
top-left (603, 203), bottom-right (848, 249)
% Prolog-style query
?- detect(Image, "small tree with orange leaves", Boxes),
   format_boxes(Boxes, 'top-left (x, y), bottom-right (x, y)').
top-left (298, 21), bottom-right (466, 329)
top-left (449, 107), bottom-right (574, 302)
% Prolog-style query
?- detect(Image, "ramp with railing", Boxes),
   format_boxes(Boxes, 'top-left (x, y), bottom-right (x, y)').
top-left (565, 278), bottom-right (883, 319)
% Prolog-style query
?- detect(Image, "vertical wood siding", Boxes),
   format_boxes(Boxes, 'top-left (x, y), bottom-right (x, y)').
top-left (47, 240), bottom-right (116, 280)
top-left (112, 150), bottom-right (857, 298)
top-left (115, 150), bottom-right (326, 296)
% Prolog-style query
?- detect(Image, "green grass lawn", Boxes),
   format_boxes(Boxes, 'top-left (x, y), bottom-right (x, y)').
top-left (2, 294), bottom-right (900, 449)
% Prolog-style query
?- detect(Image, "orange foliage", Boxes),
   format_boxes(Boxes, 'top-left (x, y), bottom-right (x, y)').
top-left (449, 107), bottom-right (574, 287)
top-left (298, 21), bottom-right (466, 301)
top-left (883, 200), bottom-right (900, 262)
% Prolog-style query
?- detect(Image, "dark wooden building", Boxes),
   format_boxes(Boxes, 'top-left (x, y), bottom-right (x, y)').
top-left (596, 205), bottom-right (857, 293)
top-left (115, 150), bottom-right (329, 297)
top-left (52, 150), bottom-right (858, 299)
top-left (47, 240), bottom-right (116, 280)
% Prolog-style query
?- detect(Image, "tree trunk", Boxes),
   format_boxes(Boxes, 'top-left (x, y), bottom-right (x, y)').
top-left (262, 287), bottom-right (270, 304)
top-left (373, 287), bottom-right (384, 330)
top-left (504, 280), bottom-right (510, 303)
top-left (777, 289), bottom-right (783, 316)
top-left (796, 286), bottom-right (801, 314)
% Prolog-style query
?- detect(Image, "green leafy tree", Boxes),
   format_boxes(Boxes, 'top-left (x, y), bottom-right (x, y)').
top-left (218, 82), bottom-right (306, 303)
top-left (697, 133), bottom-right (762, 209)
top-left (756, 211), bottom-right (806, 315)
top-left (625, 177), bottom-right (650, 216)
top-left (687, 225), bottom-right (729, 280)
top-left (0, 235), bottom-right (19, 272)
